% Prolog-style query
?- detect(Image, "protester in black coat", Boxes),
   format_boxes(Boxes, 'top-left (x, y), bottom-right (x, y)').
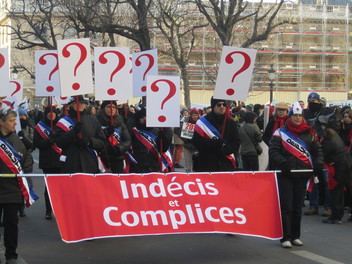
top-left (54, 96), bottom-right (109, 173)
top-left (192, 97), bottom-right (240, 172)
top-left (130, 107), bottom-right (173, 173)
top-left (33, 106), bottom-right (61, 220)
top-left (96, 101), bottom-right (132, 173)
top-left (0, 108), bottom-right (33, 262)
top-left (269, 102), bottom-right (324, 248)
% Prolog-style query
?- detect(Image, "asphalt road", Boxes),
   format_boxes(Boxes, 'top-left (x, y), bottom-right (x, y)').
top-left (1, 150), bottom-right (352, 264)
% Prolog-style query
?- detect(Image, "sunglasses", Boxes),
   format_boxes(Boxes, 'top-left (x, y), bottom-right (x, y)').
top-left (276, 108), bottom-right (287, 111)
top-left (216, 103), bottom-right (226, 107)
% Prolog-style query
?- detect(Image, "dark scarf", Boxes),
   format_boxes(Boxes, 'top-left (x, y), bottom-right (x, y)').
top-left (272, 116), bottom-right (288, 135)
top-left (286, 119), bottom-right (315, 137)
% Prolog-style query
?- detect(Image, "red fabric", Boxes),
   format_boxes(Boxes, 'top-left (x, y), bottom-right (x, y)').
top-left (46, 172), bottom-right (282, 242)
top-left (272, 116), bottom-right (288, 136)
top-left (286, 119), bottom-right (315, 137)
top-left (324, 163), bottom-right (337, 190)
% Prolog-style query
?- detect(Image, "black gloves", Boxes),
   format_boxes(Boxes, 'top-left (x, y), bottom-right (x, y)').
top-left (221, 144), bottom-right (232, 156)
top-left (107, 125), bottom-right (115, 136)
top-left (279, 161), bottom-right (291, 176)
top-left (73, 122), bottom-right (83, 134)
top-left (113, 147), bottom-right (121, 156)
top-left (313, 167), bottom-right (324, 180)
top-left (48, 132), bottom-right (55, 145)
top-left (76, 138), bottom-right (91, 149)
top-left (18, 131), bottom-right (25, 138)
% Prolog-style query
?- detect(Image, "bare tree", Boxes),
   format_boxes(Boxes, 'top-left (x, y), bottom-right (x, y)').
top-left (60, 0), bottom-right (153, 50)
top-left (193, 0), bottom-right (288, 47)
top-left (150, 0), bottom-right (207, 108)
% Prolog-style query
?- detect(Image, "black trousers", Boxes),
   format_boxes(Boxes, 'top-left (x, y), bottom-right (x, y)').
top-left (0, 203), bottom-right (21, 260)
top-left (278, 176), bottom-right (307, 242)
top-left (241, 155), bottom-right (259, 171)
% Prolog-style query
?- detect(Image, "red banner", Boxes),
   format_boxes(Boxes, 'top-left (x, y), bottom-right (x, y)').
top-left (45, 172), bottom-right (282, 243)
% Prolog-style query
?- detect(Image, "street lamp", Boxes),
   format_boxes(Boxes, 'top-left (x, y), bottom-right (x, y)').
top-left (268, 64), bottom-right (276, 104)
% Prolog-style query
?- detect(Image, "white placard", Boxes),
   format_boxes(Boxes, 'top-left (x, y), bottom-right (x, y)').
top-left (146, 75), bottom-right (180, 127)
top-left (57, 38), bottom-right (93, 97)
top-left (94, 47), bottom-right (131, 101)
top-left (327, 100), bottom-right (352, 108)
top-left (9, 80), bottom-right (23, 103)
top-left (132, 49), bottom-right (158, 97)
top-left (0, 48), bottom-right (10, 96)
top-left (35, 50), bottom-right (61, 96)
top-left (54, 96), bottom-right (70, 105)
top-left (180, 122), bottom-right (195, 139)
top-left (214, 46), bottom-right (257, 101)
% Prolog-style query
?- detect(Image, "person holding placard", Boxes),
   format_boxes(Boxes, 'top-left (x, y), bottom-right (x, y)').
top-left (192, 97), bottom-right (240, 172)
top-left (54, 96), bottom-right (110, 173)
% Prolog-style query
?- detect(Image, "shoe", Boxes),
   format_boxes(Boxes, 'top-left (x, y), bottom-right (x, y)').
top-left (321, 209), bottom-right (332, 217)
top-left (6, 259), bottom-right (18, 264)
top-left (292, 239), bottom-right (303, 246)
top-left (322, 218), bottom-right (342, 224)
top-left (174, 164), bottom-right (184, 168)
top-left (281, 241), bottom-right (292, 248)
top-left (45, 212), bottom-right (52, 220)
top-left (19, 212), bottom-right (26, 217)
top-left (304, 208), bottom-right (318, 215)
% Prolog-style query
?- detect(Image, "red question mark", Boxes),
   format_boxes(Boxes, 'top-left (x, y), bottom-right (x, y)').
top-left (39, 53), bottom-right (59, 93)
top-left (225, 51), bottom-right (251, 96)
top-left (62, 42), bottom-right (87, 91)
top-left (10, 81), bottom-right (21, 96)
top-left (135, 54), bottom-right (154, 92)
top-left (151, 79), bottom-right (176, 123)
top-left (0, 53), bottom-right (4, 69)
top-left (99, 51), bottom-right (126, 96)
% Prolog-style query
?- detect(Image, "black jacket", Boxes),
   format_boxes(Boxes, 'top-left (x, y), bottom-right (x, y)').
top-left (130, 125), bottom-right (173, 173)
top-left (0, 131), bottom-right (33, 204)
top-left (54, 109), bottom-right (109, 173)
top-left (33, 120), bottom-right (61, 169)
top-left (269, 124), bottom-right (324, 178)
top-left (96, 110), bottom-right (132, 173)
top-left (192, 112), bottom-right (240, 172)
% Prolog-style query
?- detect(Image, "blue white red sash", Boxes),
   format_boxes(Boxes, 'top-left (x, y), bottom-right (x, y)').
top-left (194, 116), bottom-right (236, 169)
top-left (57, 116), bottom-right (107, 173)
top-left (0, 137), bottom-right (38, 207)
top-left (34, 121), bottom-right (62, 155)
top-left (273, 128), bottom-right (313, 168)
top-left (132, 127), bottom-right (174, 172)
top-left (56, 116), bottom-right (75, 132)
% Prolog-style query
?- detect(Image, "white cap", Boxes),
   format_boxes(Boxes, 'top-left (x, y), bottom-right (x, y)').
top-left (289, 101), bottom-right (303, 116)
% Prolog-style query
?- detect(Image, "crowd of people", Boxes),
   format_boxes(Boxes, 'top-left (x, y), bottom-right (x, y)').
top-left (0, 91), bottom-right (352, 262)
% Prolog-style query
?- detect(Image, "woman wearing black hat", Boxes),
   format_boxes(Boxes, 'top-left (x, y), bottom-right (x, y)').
top-left (96, 101), bottom-right (131, 173)
top-left (33, 106), bottom-right (61, 220)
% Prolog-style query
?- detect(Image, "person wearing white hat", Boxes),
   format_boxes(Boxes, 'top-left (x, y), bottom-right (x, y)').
top-left (269, 102), bottom-right (324, 248)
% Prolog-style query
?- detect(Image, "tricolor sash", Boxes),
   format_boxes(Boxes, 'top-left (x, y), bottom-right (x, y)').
top-left (57, 116), bottom-right (107, 173)
top-left (56, 116), bottom-right (75, 132)
top-left (273, 128), bottom-right (313, 168)
top-left (194, 116), bottom-right (236, 169)
top-left (0, 137), bottom-right (38, 207)
top-left (34, 121), bottom-right (62, 155)
top-left (132, 127), bottom-right (174, 172)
